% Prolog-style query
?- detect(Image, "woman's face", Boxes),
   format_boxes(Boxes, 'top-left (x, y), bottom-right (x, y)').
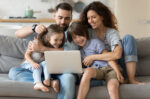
top-left (72, 34), bottom-right (87, 47)
top-left (48, 33), bottom-right (64, 48)
top-left (87, 10), bottom-right (103, 29)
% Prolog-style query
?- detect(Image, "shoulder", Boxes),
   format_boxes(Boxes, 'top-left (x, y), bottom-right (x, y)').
top-left (106, 28), bottom-right (121, 40)
top-left (106, 28), bottom-right (119, 36)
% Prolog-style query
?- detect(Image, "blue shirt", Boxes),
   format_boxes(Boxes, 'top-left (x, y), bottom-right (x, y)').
top-left (80, 39), bottom-right (108, 68)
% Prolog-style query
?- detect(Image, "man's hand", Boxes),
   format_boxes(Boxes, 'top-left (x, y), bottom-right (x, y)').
top-left (28, 37), bottom-right (45, 52)
top-left (35, 24), bottom-right (47, 34)
top-left (83, 55), bottom-right (94, 67)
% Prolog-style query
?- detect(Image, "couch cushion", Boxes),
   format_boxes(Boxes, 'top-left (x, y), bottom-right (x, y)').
top-left (0, 35), bottom-right (27, 58)
top-left (136, 37), bottom-right (150, 57)
top-left (0, 55), bottom-right (23, 73)
top-left (1, 74), bottom-right (150, 99)
top-left (136, 37), bottom-right (150, 76)
top-left (0, 74), bottom-right (57, 98)
top-left (0, 35), bottom-right (28, 73)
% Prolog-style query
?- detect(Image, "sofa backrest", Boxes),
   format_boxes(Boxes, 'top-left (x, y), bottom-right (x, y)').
top-left (136, 37), bottom-right (150, 76)
top-left (0, 35), bottom-right (27, 73)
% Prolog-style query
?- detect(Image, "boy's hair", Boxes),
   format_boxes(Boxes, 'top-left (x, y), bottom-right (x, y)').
top-left (68, 21), bottom-right (89, 42)
top-left (38, 24), bottom-right (65, 48)
top-left (56, 2), bottom-right (72, 13)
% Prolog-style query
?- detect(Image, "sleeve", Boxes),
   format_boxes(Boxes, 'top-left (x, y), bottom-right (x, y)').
top-left (106, 29), bottom-right (122, 51)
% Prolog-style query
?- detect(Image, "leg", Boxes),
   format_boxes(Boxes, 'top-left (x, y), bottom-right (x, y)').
top-left (107, 79), bottom-right (119, 99)
top-left (32, 66), bottom-right (49, 92)
top-left (56, 73), bottom-right (76, 99)
top-left (77, 68), bottom-right (97, 99)
top-left (121, 35), bottom-right (145, 84)
top-left (40, 61), bottom-right (50, 86)
top-left (51, 79), bottom-right (60, 93)
top-left (8, 67), bottom-right (33, 82)
top-left (126, 62), bottom-right (145, 85)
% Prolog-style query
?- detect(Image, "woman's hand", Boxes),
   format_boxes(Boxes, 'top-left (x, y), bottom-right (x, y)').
top-left (116, 71), bottom-right (124, 83)
top-left (83, 55), bottom-right (94, 67)
top-left (32, 62), bottom-right (40, 69)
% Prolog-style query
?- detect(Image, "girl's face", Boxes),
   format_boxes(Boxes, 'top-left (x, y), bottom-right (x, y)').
top-left (87, 10), bottom-right (104, 29)
top-left (49, 33), bottom-right (64, 48)
top-left (72, 34), bottom-right (87, 47)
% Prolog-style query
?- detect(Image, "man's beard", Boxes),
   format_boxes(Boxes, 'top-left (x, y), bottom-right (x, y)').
top-left (60, 24), bottom-right (69, 31)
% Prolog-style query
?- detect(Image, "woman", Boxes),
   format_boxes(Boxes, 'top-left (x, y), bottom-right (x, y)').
top-left (80, 1), bottom-right (145, 85)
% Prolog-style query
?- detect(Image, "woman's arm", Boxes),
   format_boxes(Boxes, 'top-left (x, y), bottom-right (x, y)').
top-left (87, 45), bottom-right (122, 61)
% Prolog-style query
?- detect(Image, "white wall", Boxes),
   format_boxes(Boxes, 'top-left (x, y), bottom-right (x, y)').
top-left (0, 0), bottom-right (109, 19)
top-left (115, 0), bottom-right (150, 38)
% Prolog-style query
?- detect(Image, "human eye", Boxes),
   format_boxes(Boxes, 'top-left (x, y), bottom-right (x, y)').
top-left (58, 16), bottom-right (63, 19)
top-left (65, 17), bottom-right (71, 21)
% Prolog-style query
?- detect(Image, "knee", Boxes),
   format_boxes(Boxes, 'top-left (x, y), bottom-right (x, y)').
top-left (62, 74), bottom-right (76, 84)
top-left (40, 61), bottom-right (46, 67)
top-left (107, 79), bottom-right (119, 91)
top-left (122, 34), bottom-right (135, 43)
top-left (83, 68), bottom-right (96, 80)
top-left (8, 67), bottom-right (21, 80)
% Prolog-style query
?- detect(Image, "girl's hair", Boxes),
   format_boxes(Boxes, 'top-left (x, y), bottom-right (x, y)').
top-left (68, 21), bottom-right (89, 42)
top-left (80, 1), bottom-right (118, 30)
top-left (38, 24), bottom-right (65, 48)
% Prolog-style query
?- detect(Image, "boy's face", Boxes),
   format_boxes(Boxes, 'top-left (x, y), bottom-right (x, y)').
top-left (49, 33), bottom-right (64, 48)
top-left (72, 34), bottom-right (87, 47)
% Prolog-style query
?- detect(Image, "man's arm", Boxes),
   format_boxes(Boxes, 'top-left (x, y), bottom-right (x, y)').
top-left (15, 26), bottom-right (33, 39)
top-left (28, 38), bottom-right (64, 52)
top-left (15, 24), bottom-right (47, 39)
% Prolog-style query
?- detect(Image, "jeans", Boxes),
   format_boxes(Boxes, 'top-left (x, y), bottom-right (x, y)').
top-left (21, 60), bottom-right (49, 83)
top-left (52, 74), bottom-right (77, 99)
top-left (118, 34), bottom-right (138, 78)
top-left (9, 67), bottom-right (77, 99)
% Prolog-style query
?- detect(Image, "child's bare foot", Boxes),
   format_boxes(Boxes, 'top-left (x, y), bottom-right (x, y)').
top-left (51, 80), bottom-right (59, 93)
top-left (129, 79), bottom-right (146, 85)
top-left (34, 83), bottom-right (49, 92)
top-left (43, 78), bottom-right (50, 87)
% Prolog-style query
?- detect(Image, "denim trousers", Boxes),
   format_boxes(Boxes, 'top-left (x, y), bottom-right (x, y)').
top-left (118, 34), bottom-right (138, 78)
top-left (21, 60), bottom-right (49, 83)
top-left (9, 67), bottom-right (77, 99)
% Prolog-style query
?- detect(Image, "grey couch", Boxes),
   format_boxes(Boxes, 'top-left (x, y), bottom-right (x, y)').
top-left (0, 35), bottom-right (150, 99)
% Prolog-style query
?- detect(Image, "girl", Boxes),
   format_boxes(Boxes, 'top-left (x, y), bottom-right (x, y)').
top-left (68, 21), bottom-right (124, 99)
top-left (21, 24), bottom-right (65, 92)
top-left (80, 1), bottom-right (145, 85)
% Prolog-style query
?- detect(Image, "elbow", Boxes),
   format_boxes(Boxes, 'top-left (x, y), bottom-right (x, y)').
top-left (114, 53), bottom-right (122, 60)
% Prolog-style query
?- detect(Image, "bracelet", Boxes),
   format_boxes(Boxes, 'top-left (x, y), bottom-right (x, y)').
top-left (32, 24), bottom-right (38, 32)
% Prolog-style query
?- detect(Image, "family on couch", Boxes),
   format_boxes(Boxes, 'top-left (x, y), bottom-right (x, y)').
top-left (8, 1), bottom-right (145, 99)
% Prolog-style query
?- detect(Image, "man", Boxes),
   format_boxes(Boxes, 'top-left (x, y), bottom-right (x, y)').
top-left (9, 3), bottom-right (77, 99)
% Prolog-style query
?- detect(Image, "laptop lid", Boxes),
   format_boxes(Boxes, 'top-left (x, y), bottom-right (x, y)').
top-left (44, 51), bottom-right (83, 74)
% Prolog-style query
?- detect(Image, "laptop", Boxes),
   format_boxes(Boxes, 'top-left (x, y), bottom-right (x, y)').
top-left (44, 51), bottom-right (83, 74)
